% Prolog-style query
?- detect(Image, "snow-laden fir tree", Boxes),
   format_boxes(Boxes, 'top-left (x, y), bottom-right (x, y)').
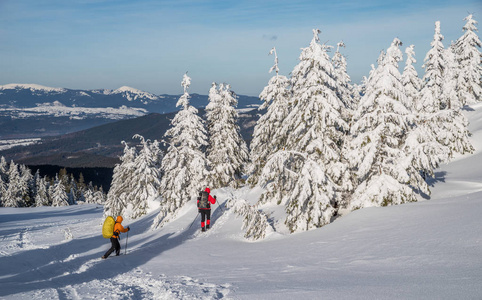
top-left (18, 165), bottom-right (34, 207)
top-left (0, 156), bottom-right (7, 175)
top-left (50, 174), bottom-right (69, 207)
top-left (348, 38), bottom-right (418, 209)
top-left (402, 44), bottom-right (449, 188)
top-left (419, 22), bottom-right (474, 157)
top-left (205, 82), bottom-right (249, 188)
top-left (422, 21), bottom-right (447, 110)
top-left (34, 173), bottom-right (50, 206)
top-left (249, 47), bottom-right (291, 186)
top-left (153, 73), bottom-right (210, 228)
top-left (258, 29), bottom-right (346, 232)
top-left (284, 29), bottom-right (349, 207)
top-left (444, 44), bottom-right (464, 110)
top-left (4, 162), bottom-right (23, 207)
top-left (126, 135), bottom-right (162, 219)
top-left (105, 141), bottom-right (137, 217)
top-left (454, 14), bottom-right (482, 105)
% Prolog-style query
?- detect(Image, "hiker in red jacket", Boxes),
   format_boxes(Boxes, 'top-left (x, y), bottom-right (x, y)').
top-left (197, 187), bottom-right (216, 232)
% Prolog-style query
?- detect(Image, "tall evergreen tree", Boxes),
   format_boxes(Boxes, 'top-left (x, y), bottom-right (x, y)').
top-left (206, 82), bottom-right (249, 188)
top-left (348, 38), bottom-right (418, 209)
top-left (402, 45), bottom-right (449, 188)
top-left (422, 21), bottom-right (447, 110)
top-left (154, 73), bottom-right (210, 228)
top-left (126, 135), bottom-right (162, 219)
top-left (4, 161), bottom-right (23, 207)
top-left (249, 47), bottom-right (291, 186)
top-left (19, 165), bottom-right (34, 207)
top-left (419, 22), bottom-right (474, 158)
top-left (454, 14), bottom-right (482, 105)
top-left (105, 141), bottom-right (137, 217)
top-left (259, 29), bottom-right (346, 232)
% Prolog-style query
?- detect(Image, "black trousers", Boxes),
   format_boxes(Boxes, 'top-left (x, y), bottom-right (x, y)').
top-left (200, 209), bottom-right (211, 227)
top-left (104, 237), bottom-right (120, 258)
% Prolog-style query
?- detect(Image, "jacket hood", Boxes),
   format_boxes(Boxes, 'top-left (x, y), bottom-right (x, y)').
top-left (116, 216), bottom-right (123, 223)
top-left (205, 187), bottom-right (211, 194)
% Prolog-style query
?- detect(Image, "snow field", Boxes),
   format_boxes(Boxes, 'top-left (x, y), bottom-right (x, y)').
top-left (1, 103), bottom-right (482, 299)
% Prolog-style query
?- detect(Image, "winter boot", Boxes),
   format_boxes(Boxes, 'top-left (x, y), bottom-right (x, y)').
top-left (206, 224), bottom-right (210, 229)
top-left (201, 227), bottom-right (206, 232)
top-left (101, 256), bottom-right (106, 259)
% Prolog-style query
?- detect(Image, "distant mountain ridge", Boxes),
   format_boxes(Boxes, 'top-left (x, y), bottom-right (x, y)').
top-left (0, 83), bottom-right (261, 139)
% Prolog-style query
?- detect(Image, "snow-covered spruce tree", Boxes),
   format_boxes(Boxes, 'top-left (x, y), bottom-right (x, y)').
top-left (105, 141), bottom-right (137, 217)
top-left (4, 161), bottom-right (23, 207)
top-left (248, 47), bottom-right (291, 186)
top-left (454, 14), bottom-right (482, 105)
top-left (153, 74), bottom-right (210, 228)
top-left (285, 29), bottom-right (349, 205)
top-left (422, 21), bottom-right (447, 110)
top-left (50, 174), bottom-right (69, 207)
top-left (125, 135), bottom-right (162, 219)
top-left (258, 29), bottom-right (347, 232)
top-left (18, 164), bottom-right (34, 207)
top-left (348, 38), bottom-right (418, 209)
top-left (402, 44), bottom-right (449, 188)
top-left (205, 83), bottom-right (249, 188)
top-left (34, 173), bottom-right (50, 207)
top-left (419, 22), bottom-right (474, 157)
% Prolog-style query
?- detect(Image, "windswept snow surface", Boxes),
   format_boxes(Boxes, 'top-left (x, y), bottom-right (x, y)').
top-left (1, 104), bottom-right (482, 299)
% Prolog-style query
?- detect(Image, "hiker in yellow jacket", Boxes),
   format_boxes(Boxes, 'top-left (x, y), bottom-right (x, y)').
top-left (102, 216), bottom-right (130, 259)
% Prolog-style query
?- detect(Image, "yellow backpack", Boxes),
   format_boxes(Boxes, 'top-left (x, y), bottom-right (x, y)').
top-left (102, 216), bottom-right (115, 238)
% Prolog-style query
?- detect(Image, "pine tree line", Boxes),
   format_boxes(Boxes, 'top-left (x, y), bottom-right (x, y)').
top-left (0, 156), bottom-right (106, 207)
top-left (251, 15), bottom-right (480, 233)
top-left (104, 15), bottom-right (480, 237)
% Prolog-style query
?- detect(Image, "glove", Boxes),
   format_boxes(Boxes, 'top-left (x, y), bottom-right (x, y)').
top-left (127, 226), bottom-right (130, 231)
top-left (214, 195), bottom-right (217, 199)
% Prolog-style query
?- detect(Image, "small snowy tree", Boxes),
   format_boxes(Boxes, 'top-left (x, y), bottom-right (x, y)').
top-left (249, 47), bottom-right (291, 186)
top-left (454, 14), bottom-right (482, 105)
top-left (227, 198), bottom-right (273, 240)
top-left (50, 175), bottom-right (69, 207)
top-left (34, 174), bottom-right (50, 207)
top-left (154, 73), bottom-right (210, 228)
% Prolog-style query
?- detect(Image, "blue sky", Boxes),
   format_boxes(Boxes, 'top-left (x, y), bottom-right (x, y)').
top-left (0, 0), bottom-right (481, 96)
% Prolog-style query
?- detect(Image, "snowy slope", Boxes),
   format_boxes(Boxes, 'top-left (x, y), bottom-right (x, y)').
top-left (1, 104), bottom-right (481, 299)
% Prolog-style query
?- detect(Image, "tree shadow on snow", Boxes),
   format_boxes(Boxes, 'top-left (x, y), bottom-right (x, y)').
top-left (0, 211), bottom-right (195, 298)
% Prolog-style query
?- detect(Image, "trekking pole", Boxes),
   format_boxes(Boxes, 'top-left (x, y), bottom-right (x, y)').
top-left (188, 212), bottom-right (200, 229)
top-left (124, 231), bottom-right (129, 255)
